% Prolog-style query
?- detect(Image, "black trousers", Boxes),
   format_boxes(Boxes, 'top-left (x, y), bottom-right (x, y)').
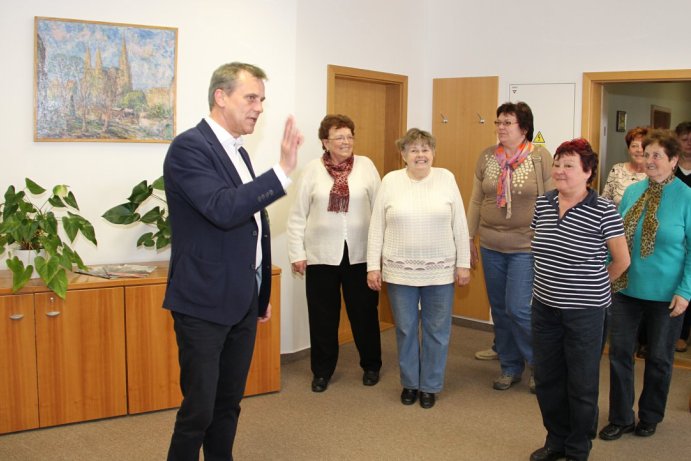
top-left (305, 246), bottom-right (381, 378)
top-left (532, 299), bottom-right (604, 461)
top-left (167, 298), bottom-right (257, 461)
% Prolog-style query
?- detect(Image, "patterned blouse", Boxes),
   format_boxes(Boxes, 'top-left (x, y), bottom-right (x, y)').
top-left (600, 162), bottom-right (647, 206)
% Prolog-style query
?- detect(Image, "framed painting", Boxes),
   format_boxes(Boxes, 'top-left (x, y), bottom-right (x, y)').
top-left (650, 105), bottom-right (671, 130)
top-left (34, 17), bottom-right (178, 143)
top-left (615, 110), bottom-right (627, 132)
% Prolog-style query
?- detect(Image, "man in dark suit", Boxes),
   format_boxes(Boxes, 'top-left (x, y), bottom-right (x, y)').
top-left (163, 62), bottom-right (302, 461)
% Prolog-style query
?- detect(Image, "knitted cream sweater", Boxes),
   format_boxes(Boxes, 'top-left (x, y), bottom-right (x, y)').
top-left (367, 168), bottom-right (470, 286)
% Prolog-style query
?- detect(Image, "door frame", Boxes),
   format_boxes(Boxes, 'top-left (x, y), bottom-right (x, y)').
top-left (327, 64), bottom-right (408, 130)
top-left (581, 69), bottom-right (691, 154)
top-left (582, 68), bottom-right (691, 370)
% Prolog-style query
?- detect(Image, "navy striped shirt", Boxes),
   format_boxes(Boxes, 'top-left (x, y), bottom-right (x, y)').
top-left (531, 189), bottom-right (624, 309)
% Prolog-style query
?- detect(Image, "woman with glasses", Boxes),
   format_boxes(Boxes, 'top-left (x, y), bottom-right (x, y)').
top-left (599, 129), bottom-right (691, 442)
top-left (467, 101), bottom-right (552, 393)
top-left (367, 128), bottom-right (470, 409)
top-left (287, 114), bottom-right (382, 393)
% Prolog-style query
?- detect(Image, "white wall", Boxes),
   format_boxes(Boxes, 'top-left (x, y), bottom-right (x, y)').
top-left (3, 0), bottom-right (691, 354)
top-left (424, 0), bottom-right (691, 130)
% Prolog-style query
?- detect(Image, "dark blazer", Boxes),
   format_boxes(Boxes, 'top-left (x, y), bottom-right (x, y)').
top-left (162, 119), bottom-right (285, 326)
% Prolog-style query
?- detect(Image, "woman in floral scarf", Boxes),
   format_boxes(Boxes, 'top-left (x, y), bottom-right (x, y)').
top-left (466, 102), bottom-right (552, 392)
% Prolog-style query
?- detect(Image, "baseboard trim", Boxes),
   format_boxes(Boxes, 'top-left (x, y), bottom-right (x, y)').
top-left (452, 317), bottom-right (494, 332)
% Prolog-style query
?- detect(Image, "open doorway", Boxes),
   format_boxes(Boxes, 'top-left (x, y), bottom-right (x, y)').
top-left (581, 69), bottom-right (691, 370)
top-left (581, 69), bottom-right (691, 186)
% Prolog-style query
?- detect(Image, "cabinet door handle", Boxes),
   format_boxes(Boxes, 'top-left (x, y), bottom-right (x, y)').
top-left (46, 311), bottom-right (62, 317)
top-left (9, 314), bottom-right (24, 320)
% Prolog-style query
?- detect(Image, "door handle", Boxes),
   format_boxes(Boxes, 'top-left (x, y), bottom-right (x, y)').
top-left (46, 311), bottom-right (62, 317)
top-left (9, 314), bottom-right (24, 320)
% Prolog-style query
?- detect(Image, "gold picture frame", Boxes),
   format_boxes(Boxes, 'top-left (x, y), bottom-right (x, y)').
top-left (34, 17), bottom-right (178, 143)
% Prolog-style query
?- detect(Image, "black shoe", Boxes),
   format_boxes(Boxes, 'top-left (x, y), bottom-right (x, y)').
top-left (311, 376), bottom-right (329, 393)
top-left (634, 421), bottom-right (657, 437)
top-left (419, 391), bottom-right (435, 409)
top-left (598, 422), bottom-right (635, 441)
top-left (400, 388), bottom-right (418, 405)
top-left (529, 446), bottom-right (566, 461)
top-left (362, 370), bottom-right (380, 386)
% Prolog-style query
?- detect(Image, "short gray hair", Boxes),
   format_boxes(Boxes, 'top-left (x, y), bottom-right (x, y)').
top-left (207, 62), bottom-right (267, 110)
top-left (395, 128), bottom-right (436, 152)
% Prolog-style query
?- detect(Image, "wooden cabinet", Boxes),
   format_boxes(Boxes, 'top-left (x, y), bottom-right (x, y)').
top-left (0, 294), bottom-right (39, 434)
top-left (35, 288), bottom-right (127, 427)
top-left (125, 268), bottom-right (282, 414)
top-left (125, 284), bottom-right (182, 414)
top-left (0, 262), bottom-right (282, 433)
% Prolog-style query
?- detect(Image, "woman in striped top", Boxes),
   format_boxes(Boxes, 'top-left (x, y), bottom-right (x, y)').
top-left (528, 139), bottom-right (630, 461)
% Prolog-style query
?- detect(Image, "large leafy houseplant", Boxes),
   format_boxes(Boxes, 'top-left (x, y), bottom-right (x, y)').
top-left (0, 178), bottom-right (97, 298)
top-left (102, 176), bottom-right (170, 250)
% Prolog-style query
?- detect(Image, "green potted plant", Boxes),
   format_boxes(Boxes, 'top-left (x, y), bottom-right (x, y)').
top-left (102, 176), bottom-right (170, 250)
top-left (0, 178), bottom-right (97, 298)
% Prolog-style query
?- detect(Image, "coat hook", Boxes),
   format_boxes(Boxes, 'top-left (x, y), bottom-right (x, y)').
top-left (477, 113), bottom-right (485, 124)
top-left (441, 113), bottom-right (448, 124)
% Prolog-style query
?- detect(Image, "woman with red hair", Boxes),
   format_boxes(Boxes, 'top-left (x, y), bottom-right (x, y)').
top-left (528, 138), bottom-right (630, 461)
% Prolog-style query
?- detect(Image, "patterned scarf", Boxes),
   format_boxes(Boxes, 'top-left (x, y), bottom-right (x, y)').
top-left (495, 141), bottom-right (533, 219)
top-left (612, 174), bottom-right (676, 292)
top-left (322, 152), bottom-right (354, 213)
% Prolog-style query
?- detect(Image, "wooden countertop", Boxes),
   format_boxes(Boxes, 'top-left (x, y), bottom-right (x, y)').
top-left (0, 261), bottom-right (281, 296)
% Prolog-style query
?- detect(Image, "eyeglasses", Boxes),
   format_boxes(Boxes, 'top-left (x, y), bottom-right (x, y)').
top-left (493, 120), bottom-right (517, 127)
top-left (328, 135), bottom-right (354, 142)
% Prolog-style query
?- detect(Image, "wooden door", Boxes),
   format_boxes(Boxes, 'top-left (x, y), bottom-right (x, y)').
top-left (0, 294), bottom-right (39, 434)
top-left (125, 284), bottom-right (181, 414)
top-left (35, 288), bottom-right (127, 426)
top-left (327, 65), bottom-right (408, 341)
top-left (432, 76), bottom-right (499, 321)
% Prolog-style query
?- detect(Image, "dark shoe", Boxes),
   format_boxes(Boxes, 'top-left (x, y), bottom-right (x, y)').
top-left (634, 421), bottom-right (657, 437)
top-left (362, 370), bottom-right (380, 386)
top-left (419, 391), bottom-right (435, 409)
top-left (400, 388), bottom-right (418, 405)
top-left (311, 376), bottom-right (329, 393)
top-left (529, 446), bottom-right (565, 461)
top-left (598, 422), bottom-right (635, 440)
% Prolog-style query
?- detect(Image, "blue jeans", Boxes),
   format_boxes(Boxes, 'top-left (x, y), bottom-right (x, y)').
top-left (480, 247), bottom-right (534, 376)
top-left (607, 293), bottom-right (683, 425)
top-left (532, 298), bottom-right (604, 461)
top-left (387, 283), bottom-right (455, 393)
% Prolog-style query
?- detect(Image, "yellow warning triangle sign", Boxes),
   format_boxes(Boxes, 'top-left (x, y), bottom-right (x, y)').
top-left (534, 131), bottom-right (545, 143)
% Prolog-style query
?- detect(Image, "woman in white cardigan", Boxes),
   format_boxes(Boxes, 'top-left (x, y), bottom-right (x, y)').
top-left (287, 114), bottom-right (382, 393)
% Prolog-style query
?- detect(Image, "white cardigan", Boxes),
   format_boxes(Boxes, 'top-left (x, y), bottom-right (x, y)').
top-left (287, 155), bottom-right (381, 266)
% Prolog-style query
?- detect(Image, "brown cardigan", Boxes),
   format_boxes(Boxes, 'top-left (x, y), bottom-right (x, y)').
top-left (466, 144), bottom-right (553, 253)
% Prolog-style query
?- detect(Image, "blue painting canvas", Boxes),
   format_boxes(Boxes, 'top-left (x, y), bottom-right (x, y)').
top-left (34, 17), bottom-right (177, 143)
